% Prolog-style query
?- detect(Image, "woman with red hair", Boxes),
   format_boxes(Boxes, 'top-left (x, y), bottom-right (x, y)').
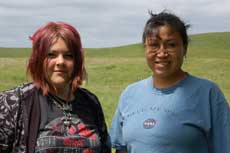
top-left (0, 22), bottom-right (111, 153)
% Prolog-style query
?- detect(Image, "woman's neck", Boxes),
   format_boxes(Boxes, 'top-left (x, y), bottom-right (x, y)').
top-left (153, 71), bottom-right (187, 89)
top-left (50, 86), bottom-right (75, 102)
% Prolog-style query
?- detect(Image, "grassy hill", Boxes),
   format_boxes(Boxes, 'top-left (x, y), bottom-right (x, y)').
top-left (188, 32), bottom-right (230, 58)
top-left (0, 47), bottom-right (31, 58)
top-left (1, 32), bottom-right (230, 58)
top-left (0, 32), bottom-right (230, 125)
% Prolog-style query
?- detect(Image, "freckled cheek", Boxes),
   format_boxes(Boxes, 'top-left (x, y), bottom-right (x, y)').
top-left (145, 49), bottom-right (156, 56)
top-left (145, 53), bottom-right (155, 62)
top-left (146, 57), bottom-right (156, 71)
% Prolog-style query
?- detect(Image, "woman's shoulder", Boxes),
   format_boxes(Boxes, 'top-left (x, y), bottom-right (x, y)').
top-left (185, 74), bottom-right (225, 97)
top-left (188, 74), bottom-right (218, 88)
top-left (75, 87), bottom-right (101, 106)
top-left (1, 82), bottom-right (35, 98)
top-left (0, 82), bottom-right (38, 108)
top-left (76, 87), bottom-right (97, 98)
top-left (0, 83), bottom-right (36, 120)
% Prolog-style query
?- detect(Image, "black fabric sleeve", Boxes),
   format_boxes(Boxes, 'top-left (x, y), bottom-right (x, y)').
top-left (77, 88), bottom-right (111, 153)
top-left (95, 97), bottom-right (111, 153)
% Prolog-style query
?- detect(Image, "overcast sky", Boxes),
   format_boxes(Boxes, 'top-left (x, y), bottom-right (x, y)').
top-left (0, 0), bottom-right (230, 48)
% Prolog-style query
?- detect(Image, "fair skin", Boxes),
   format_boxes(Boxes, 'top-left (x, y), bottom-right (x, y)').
top-left (145, 25), bottom-right (186, 88)
top-left (44, 37), bottom-right (75, 101)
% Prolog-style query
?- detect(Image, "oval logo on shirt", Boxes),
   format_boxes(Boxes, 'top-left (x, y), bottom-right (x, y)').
top-left (143, 118), bottom-right (156, 129)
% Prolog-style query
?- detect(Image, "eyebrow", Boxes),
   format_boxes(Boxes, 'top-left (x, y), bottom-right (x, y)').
top-left (49, 49), bottom-right (71, 53)
top-left (147, 36), bottom-right (177, 42)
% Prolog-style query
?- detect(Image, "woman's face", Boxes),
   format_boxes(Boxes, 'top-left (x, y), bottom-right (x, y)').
top-left (44, 37), bottom-right (74, 91)
top-left (145, 25), bottom-right (185, 81)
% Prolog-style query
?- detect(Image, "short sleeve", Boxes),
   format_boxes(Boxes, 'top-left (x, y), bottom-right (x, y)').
top-left (79, 87), bottom-right (111, 153)
top-left (108, 92), bottom-right (127, 150)
top-left (208, 85), bottom-right (230, 153)
top-left (94, 97), bottom-right (111, 153)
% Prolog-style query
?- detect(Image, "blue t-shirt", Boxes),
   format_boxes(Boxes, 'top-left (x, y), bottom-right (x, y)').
top-left (109, 74), bottom-right (230, 153)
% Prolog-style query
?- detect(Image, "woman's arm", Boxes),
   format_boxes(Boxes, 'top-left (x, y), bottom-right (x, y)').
top-left (209, 86), bottom-right (230, 153)
top-left (0, 90), bottom-right (19, 152)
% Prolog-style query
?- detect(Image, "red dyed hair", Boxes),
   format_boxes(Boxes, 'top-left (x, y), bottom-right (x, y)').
top-left (27, 22), bottom-right (86, 95)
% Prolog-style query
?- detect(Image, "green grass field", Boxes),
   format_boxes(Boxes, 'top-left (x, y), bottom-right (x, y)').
top-left (0, 32), bottom-right (230, 126)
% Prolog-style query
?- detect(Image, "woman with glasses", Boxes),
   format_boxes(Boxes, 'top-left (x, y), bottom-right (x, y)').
top-left (108, 11), bottom-right (230, 153)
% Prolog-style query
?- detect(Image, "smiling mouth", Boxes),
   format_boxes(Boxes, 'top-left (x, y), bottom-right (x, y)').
top-left (54, 70), bottom-right (66, 74)
top-left (155, 61), bottom-right (170, 66)
top-left (54, 69), bottom-right (66, 72)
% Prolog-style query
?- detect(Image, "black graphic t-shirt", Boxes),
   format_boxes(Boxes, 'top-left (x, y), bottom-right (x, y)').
top-left (35, 88), bottom-right (110, 153)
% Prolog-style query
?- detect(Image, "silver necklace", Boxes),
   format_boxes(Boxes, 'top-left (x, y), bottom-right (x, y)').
top-left (48, 93), bottom-right (73, 129)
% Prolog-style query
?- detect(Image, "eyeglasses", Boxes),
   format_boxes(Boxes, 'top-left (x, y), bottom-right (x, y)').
top-left (145, 42), bottom-right (178, 54)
